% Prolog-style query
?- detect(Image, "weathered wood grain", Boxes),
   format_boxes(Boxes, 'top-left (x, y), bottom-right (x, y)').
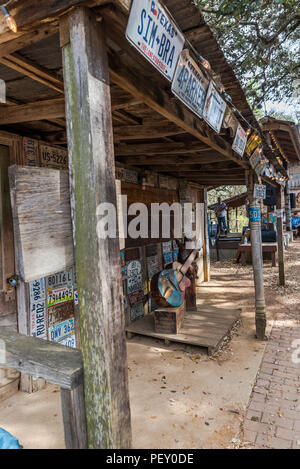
top-left (61, 7), bottom-right (132, 449)
top-left (9, 165), bottom-right (74, 282)
top-left (0, 327), bottom-right (82, 390)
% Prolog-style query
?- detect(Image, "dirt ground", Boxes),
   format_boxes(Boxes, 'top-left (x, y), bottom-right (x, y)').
top-left (1, 241), bottom-right (299, 449)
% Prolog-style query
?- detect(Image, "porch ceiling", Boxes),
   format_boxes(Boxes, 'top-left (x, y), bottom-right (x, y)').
top-left (0, 0), bottom-right (271, 187)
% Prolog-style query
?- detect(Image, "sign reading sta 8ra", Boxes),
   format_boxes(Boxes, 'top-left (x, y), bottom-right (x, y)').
top-left (126, 0), bottom-right (185, 82)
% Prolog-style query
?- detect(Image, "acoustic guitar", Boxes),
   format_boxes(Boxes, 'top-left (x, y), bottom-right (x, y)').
top-left (151, 249), bottom-right (199, 308)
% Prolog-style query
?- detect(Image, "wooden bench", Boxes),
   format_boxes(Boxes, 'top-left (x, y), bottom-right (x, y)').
top-left (0, 327), bottom-right (87, 449)
top-left (237, 243), bottom-right (277, 267)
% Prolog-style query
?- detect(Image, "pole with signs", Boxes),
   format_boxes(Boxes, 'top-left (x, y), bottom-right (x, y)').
top-left (276, 187), bottom-right (285, 286)
top-left (247, 172), bottom-right (267, 340)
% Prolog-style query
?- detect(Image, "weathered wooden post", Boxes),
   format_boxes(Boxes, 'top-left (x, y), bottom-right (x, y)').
top-left (60, 7), bottom-right (132, 448)
top-left (285, 176), bottom-right (292, 232)
top-left (246, 171), bottom-right (266, 340)
top-left (276, 186), bottom-right (285, 286)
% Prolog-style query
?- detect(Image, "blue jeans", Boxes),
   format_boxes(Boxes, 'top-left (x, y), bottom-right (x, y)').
top-left (218, 216), bottom-right (228, 234)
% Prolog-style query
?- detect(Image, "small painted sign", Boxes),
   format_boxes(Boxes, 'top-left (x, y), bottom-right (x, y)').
top-left (232, 124), bottom-right (248, 157)
top-left (126, 0), bottom-right (185, 81)
top-left (202, 82), bottom-right (227, 133)
top-left (246, 133), bottom-right (262, 157)
top-left (39, 143), bottom-right (68, 170)
top-left (128, 289), bottom-right (146, 307)
top-left (127, 274), bottom-right (143, 294)
top-left (249, 206), bottom-right (261, 227)
top-left (127, 260), bottom-right (142, 277)
top-left (253, 184), bottom-right (267, 200)
top-left (172, 49), bottom-right (209, 119)
top-left (49, 318), bottom-right (75, 343)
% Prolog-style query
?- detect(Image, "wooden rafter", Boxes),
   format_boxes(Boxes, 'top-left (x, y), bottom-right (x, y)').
top-left (0, 98), bottom-right (65, 124)
top-left (0, 53), bottom-right (64, 93)
top-left (108, 54), bottom-right (248, 169)
top-left (0, 23), bottom-right (58, 58)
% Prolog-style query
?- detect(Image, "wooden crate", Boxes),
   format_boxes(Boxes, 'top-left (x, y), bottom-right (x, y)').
top-left (154, 303), bottom-right (185, 334)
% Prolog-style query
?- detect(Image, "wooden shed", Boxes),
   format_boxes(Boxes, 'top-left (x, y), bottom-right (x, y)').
top-left (0, 0), bottom-right (290, 448)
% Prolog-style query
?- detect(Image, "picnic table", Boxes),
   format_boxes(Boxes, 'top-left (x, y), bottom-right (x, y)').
top-left (237, 243), bottom-right (277, 267)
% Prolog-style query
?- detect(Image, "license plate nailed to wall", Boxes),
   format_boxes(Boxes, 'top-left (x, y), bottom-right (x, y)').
top-left (172, 50), bottom-right (209, 119)
top-left (126, 0), bottom-right (185, 81)
top-left (49, 318), bottom-right (75, 343)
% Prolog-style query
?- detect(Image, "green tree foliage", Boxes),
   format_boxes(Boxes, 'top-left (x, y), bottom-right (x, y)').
top-left (195, 0), bottom-right (300, 110)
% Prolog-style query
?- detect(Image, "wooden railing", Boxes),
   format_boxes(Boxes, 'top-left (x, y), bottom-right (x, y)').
top-left (0, 327), bottom-right (87, 449)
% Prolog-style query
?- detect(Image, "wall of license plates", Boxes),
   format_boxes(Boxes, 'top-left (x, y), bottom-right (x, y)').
top-left (23, 137), bottom-right (77, 348)
top-left (118, 170), bottom-right (204, 325)
top-left (29, 267), bottom-right (77, 348)
top-left (121, 240), bottom-right (182, 325)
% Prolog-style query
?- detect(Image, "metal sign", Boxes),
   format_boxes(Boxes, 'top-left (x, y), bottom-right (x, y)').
top-left (202, 82), bottom-right (227, 133)
top-left (39, 143), bottom-right (68, 170)
top-left (232, 124), bottom-right (248, 157)
top-left (246, 133), bottom-right (262, 157)
top-left (249, 206), bottom-right (261, 228)
top-left (29, 278), bottom-right (47, 340)
top-left (49, 318), bottom-right (75, 343)
top-left (253, 184), bottom-right (267, 200)
top-left (126, 0), bottom-right (185, 81)
top-left (172, 49), bottom-right (209, 119)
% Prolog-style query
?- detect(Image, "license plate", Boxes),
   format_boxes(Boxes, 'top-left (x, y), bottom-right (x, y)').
top-left (47, 286), bottom-right (74, 308)
top-left (49, 318), bottom-right (75, 343)
top-left (126, 0), bottom-right (185, 81)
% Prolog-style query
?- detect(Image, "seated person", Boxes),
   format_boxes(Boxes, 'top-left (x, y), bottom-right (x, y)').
top-left (292, 212), bottom-right (300, 236)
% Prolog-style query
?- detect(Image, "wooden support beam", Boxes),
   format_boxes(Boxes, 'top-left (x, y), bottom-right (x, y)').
top-left (0, 53), bottom-right (64, 93)
top-left (0, 23), bottom-right (58, 58)
top-left (61, 7), bottom-right (131, 449)
top-left (113, 123), bottom-right (184, 141)
top-left (118, 154), bottom-right (230, 166)
top-left (111, 97), bottom-right (142, 111)
top-left (115, 142), bottom-right (214, 156)
top-left (0, 98), bottom-right (65, 124)
top-left (108, 54), bottom-right (249, 169)
top-left (247, 171), bottom-right (267, 340)
top-left (113, 109), bottom-right (142, 125)
top-left (276, 186), bottom-right (285, 286)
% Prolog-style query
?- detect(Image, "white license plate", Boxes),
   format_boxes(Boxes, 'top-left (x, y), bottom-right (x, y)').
top-left (126, 0), bottom-right (185, 81)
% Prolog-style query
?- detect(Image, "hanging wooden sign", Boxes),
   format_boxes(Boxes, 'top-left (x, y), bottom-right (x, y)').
top-left (126, 0), bottom-right (185, 81)
top-left (253, 184), bottom-right (267, 200)
top-left (202, 82), bottom-right (227, 133)
top-left (232, 124), bottom-right (248, 157)
top-left (172, 49), bottom-right (209, 119)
